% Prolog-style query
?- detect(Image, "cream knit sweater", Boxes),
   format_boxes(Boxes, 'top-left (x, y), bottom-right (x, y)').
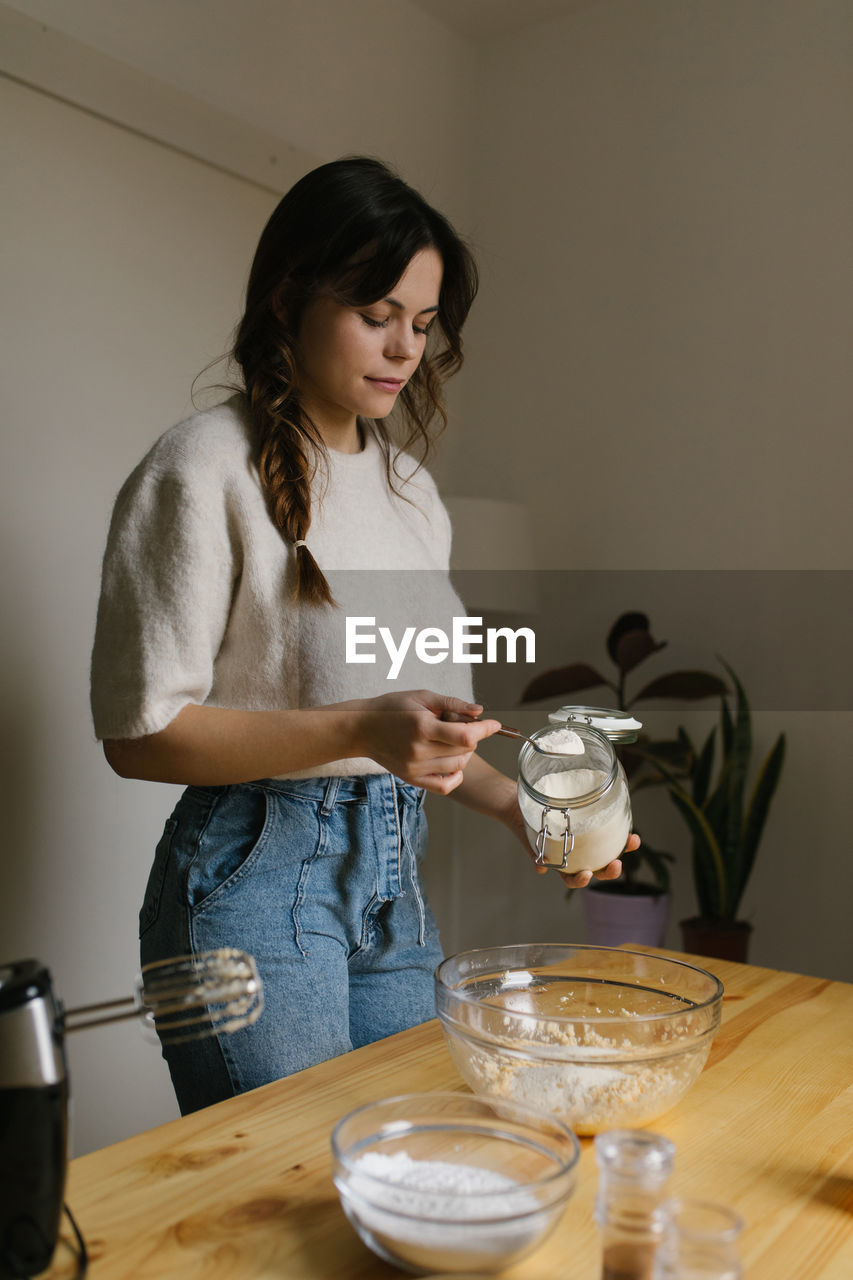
top-left (90, 396), bottom-right (474, 777)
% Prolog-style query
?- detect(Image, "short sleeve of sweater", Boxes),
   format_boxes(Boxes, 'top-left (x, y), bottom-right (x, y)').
top-left (90, 428), bottom-right (239, 740)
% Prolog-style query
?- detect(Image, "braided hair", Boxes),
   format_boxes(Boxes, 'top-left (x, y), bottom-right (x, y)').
top-left (232, 156), bottom-right (478, 604)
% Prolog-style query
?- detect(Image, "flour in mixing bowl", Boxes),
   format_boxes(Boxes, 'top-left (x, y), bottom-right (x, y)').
top-left (451, 1033), bottom-right (710, 1136)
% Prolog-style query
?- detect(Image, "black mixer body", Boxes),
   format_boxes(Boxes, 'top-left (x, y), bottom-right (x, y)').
top-left (0, 960), bottom-right (68, 1279)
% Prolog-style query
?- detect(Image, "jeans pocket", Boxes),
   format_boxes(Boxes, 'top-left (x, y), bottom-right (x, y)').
top-left (187, 786), bottom-right (272, 915)
top-left (139, 817), bottom-right (177, 939)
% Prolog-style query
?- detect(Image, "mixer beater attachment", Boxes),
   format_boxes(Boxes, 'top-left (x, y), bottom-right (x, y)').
top-left (61, 947), bottom-right (264, 1043)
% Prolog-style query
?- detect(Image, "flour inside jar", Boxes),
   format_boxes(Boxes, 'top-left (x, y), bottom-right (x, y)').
top-left (518, 767), bottom-right (630, 873)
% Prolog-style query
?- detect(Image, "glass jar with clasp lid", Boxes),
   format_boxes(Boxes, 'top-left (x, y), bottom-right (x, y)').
top-left (516, 707), bottom-right (641, 876)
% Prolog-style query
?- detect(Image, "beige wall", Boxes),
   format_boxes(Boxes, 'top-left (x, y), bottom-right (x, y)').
top-left (428, 0), bottom-right (852, 980)
top-left (1, 1), bottom-right (851, 1158)
top-left (1, 0), bottom-right (476, 225)
top-left (1, 0), bottom-right (474, 1155)
top-left (438, 0), bottom-right (852, 571)
top-left (0, 73), bottom-right (285, 1154)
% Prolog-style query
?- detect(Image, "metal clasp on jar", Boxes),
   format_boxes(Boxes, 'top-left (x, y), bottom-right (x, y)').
top-left (535, 805), bottom-right (574, 868)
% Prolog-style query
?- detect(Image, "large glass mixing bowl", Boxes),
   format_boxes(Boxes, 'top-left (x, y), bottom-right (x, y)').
top-left (435, 944), bottom-right (723, 1135)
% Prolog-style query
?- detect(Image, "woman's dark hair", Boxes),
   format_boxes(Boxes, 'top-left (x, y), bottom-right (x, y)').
top-left (232, 155), bottom-right (478, 605)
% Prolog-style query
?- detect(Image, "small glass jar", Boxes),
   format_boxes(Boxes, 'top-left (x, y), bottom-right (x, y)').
top-left (516, 707), bottom-right (639, 875)
top-left (654, 1198), bottom-right (744, 1279)
top-left (594, 1129), bottom-right (675, 1280)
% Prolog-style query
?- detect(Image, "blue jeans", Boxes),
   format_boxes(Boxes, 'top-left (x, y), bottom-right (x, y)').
top-left (139, 773), bottom-right (442, 1114)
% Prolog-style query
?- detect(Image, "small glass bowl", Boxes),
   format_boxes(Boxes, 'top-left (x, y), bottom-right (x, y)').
top-left (657, 1197), bottom-right (745, 1279)
top-left (435, 943), bottom-right (723, 1135)
top-left (331, 1092), bottom-right (580, 1275)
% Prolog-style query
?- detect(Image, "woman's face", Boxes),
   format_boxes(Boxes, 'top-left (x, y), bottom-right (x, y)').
top-left (293, 247), bottom-right (443, 448)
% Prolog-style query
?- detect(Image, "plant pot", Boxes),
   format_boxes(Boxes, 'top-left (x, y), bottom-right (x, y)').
top-left (581, 883), bottom-right (670, 948)
top-left (679, 917), bottom-right (753, 963)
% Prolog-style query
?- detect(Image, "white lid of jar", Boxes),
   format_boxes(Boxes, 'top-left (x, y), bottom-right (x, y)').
top-left (547, 706), bottom-right (642, 743)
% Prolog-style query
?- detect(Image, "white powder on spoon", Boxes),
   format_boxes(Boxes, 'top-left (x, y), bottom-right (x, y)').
top-left (534, 727), bottom-right (585, 754)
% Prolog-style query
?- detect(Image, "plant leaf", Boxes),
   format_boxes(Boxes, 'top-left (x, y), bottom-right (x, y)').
top-left (614, 629), bottom-right (668, 675)
top-left (620, 745), bottom-right (659, 783)
top-left (702, 756), bottom-right (733, 897)
top-left (737, 733), bottom-right (786, 908)
top-left (628, 749), bottom-right (682, 790)
top-left (692, 726), bottom-right (717, 808)
top-left (721, 690), bottom-right (734, 758)
top-left (717, 659), bottom-right (752, 918)
top-left (633, 842), bottom-right (676, 894)
top-left (628, 738), bottom-right (694, 774)
top-left (520, 663), bottom-right (611, 704)
top-left (631, 671), bottom-right (729, 702)
top-left (667, 783), bottom-right (727, 919)
top-left (629, 774), bottom-right (670, 793)
top-left (606, 612), bottom-right (652, 665)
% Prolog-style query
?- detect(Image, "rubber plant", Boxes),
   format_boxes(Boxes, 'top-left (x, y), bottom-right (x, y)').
top-left (658, 659), bottom-right (786, 959)
top-left (520, 611), bottom-right (728, 897)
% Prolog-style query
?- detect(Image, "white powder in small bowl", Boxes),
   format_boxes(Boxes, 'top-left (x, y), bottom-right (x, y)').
top-left (353, 1150), bottom-right (536, 1206)
top-left (337, 1149), bottom-right (555, 1272)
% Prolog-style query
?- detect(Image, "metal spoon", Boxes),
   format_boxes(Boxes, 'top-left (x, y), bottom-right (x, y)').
top-left (443, 712), bottom-right (582, 757)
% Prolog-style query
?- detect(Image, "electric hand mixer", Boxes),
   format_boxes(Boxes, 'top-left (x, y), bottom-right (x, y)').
top-left (0, 950), bottom-right (263, 1278)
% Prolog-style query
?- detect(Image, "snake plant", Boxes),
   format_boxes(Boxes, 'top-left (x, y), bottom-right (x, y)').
top-left (660, 659), bottom-right (786, 924)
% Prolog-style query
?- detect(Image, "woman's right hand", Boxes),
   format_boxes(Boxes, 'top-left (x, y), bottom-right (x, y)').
top-left (355, 691), bottom-right (501, 795)
top-left (102, 694), bottom-right (500, 790)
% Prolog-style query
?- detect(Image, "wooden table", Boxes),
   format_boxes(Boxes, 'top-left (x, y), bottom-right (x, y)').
top-left (44, 952), bottom-right (853, 1279)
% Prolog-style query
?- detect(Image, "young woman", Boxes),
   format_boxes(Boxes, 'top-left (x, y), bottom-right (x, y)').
top-left (91, 157), bottom-right (631, 1113)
